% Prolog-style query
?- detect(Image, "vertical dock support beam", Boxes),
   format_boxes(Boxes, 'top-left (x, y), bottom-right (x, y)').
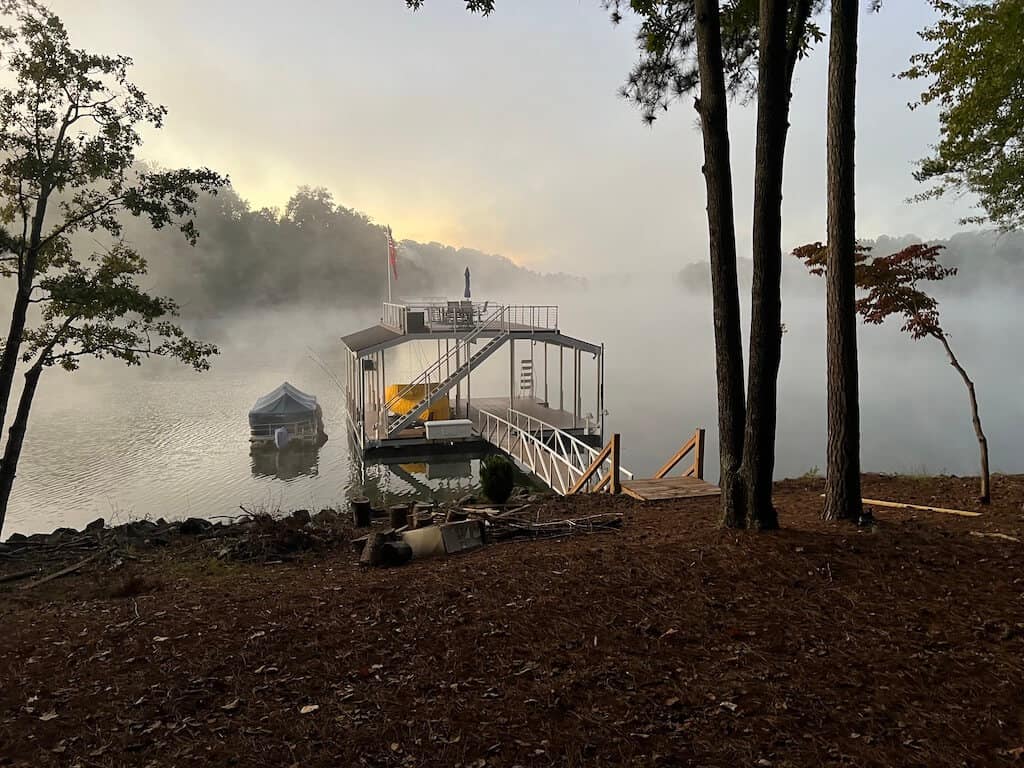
top-left (559, 346), bottom-right (564, 411)
top-left (509, 337), bottom-right (515, 410)
top-left (543, 342), bottom-right (548, 406)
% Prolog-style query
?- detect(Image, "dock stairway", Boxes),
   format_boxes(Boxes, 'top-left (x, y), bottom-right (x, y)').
top-left (384, 305), bottom-right (511, 437)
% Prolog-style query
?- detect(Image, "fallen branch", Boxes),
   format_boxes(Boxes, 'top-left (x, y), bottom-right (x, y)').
top-left (0, 568), bottom-right (37, 584)
top-left (20, 552), bottom-right (101, 590)
top-left (969, 531), bottom-right (1021, 543)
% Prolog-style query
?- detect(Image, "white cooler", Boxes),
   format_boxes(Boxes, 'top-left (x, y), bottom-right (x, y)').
top-left (424, 419), bottom-right (474, 440)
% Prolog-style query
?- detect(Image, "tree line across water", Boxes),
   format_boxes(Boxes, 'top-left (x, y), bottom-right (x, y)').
top-left (114, 183), bottom-right (583, 320)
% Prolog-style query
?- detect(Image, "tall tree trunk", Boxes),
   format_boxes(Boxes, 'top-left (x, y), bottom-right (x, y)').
top-left (694, 0), bottom-right (747, 528)
top-left (936, 332), bottom-right (990, 504)
top-left (741, 0), bottom-right (792, 530)
top-left (823, 0), bottom-right (863, 521)
top-left (0, 286), bottom-right (33, 434)
top-left (0, 361), bottom-right (44, 532)
top-left (0, 191), bottom-right (50, 438)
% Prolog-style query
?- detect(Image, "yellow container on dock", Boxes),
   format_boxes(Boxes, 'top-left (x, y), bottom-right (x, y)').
top-left (386, 384), bottom-right (450, 422)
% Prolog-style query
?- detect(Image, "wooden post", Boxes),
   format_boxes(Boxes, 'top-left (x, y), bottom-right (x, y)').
top-left (599, 344), bottom-right (605, 441)
top-left (611, 433), bottom-right (621, 495)
top-left (693, 428), bottom-right (706, 480)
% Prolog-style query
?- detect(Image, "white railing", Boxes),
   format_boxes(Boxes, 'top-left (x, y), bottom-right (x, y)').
top-left (477, 407), bottom-right (632, 495)
top-left (504, 305), bottom-right (558, 331)
top-left (381, 301), bottom-right (559, 334)
top-left (250, 419), bottom-right (320, 440)
top-left (382, 302), bottom-right (408, 332)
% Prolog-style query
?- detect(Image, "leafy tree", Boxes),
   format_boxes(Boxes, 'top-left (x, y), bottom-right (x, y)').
top-left (0, 0), bottom-right (225, 531)
top-left (794, 242), bottom-right (992, 504)
top-left (901, 0), bottom-right (1024, 230)
top-left (0, 243), bottom-right (216, 518)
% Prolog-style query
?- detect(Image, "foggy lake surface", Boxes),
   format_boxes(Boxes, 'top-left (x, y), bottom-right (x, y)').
top-left (6, 273), bottom-right (1022, 534)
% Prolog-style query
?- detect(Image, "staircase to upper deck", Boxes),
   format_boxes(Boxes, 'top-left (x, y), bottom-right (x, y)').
top-left (382, 304), bottom-right (512, 436)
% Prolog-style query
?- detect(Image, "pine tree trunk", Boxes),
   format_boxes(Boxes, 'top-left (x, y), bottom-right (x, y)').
top-left (694, 0), bottom-right (747, 528)
top-left (823, 0), bottom-right (863, 522)
top-left (741, 0), bottom-right (792, 530)
top-left (0, 361), bottom-right (44, 533)
top-left (936, 332), bottom-right (990, 504)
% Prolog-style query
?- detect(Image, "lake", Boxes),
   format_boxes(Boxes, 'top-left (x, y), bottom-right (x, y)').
top-left (6, 274), bottom-right (1022, 534)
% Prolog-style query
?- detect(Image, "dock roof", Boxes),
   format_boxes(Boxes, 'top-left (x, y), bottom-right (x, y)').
top-left (341, 324), bottom-right (402, 354)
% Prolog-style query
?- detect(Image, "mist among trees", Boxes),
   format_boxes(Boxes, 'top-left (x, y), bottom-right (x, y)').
top-left (108, 183), bottom-right (584, 320)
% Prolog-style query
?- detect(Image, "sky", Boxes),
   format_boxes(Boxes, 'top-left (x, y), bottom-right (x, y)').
top-left (46, 0), bottom-right (975, 275)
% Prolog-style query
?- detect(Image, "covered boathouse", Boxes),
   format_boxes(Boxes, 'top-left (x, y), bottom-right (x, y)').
top-left (340, 300), bottom-right (605, 460)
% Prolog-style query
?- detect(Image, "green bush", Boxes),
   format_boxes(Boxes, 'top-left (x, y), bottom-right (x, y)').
top-left (480, 455), bottom-right (515, 504)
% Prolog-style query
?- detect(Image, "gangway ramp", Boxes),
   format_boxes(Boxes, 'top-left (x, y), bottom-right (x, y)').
top-left (473, 407), bottom-right (633, 496)
top-left (475, 413), bottom-right (719, 502)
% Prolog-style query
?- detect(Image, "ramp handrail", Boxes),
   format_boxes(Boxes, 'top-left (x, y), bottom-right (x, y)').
top-left (477, 407), bottom-right (632, 495)
top-left (653, 428), bottom-right (706, 480)
top-left (503, 407), bottom-right (634, 481)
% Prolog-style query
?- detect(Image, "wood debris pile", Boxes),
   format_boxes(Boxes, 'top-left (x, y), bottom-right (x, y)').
top-left (354, 502), bottom-right (624, 568)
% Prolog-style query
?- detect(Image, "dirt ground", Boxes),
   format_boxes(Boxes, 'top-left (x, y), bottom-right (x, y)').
top-left (2, 473), bottom-right (1023, 767)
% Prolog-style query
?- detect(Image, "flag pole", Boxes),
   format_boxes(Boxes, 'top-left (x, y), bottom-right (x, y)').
top-left (386, 226), bottom-right (392, 303)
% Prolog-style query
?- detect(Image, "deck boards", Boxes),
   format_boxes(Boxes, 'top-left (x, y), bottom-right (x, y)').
top-left (622, 476), bottom-right (721, 501)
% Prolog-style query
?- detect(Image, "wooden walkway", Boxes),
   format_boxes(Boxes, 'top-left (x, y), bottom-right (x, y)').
top-left (619, 427), bottom-right (720, 501)
top-left (621, 476), bottom-right (720, 501)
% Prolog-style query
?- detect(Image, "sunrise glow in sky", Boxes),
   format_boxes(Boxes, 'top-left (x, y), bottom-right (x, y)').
top-left (47, 0), bottom-right (973, 274)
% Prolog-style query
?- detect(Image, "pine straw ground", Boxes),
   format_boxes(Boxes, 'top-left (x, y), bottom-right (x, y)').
top-left (2, 474), bottom-right (1024, 768)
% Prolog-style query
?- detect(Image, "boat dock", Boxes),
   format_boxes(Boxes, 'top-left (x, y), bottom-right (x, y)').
top-left (341, 299), bottom-right (719, 501)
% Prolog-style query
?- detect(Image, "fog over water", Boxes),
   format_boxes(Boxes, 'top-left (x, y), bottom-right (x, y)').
top-left (9, 262), bottom-right (1022, 535)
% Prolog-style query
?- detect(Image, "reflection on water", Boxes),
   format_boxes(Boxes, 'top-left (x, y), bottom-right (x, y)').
top-left (250, 446), bottom-right (321, 481)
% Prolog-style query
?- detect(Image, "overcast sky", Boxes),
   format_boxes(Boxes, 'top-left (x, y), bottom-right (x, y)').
top-left (46, 0), bottom-right (974, 275)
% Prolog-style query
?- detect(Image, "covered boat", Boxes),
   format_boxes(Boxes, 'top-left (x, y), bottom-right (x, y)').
top-left (248, 382), bottom-right (327, 449)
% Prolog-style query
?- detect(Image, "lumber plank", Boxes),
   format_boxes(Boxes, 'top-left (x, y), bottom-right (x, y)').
top-left (823, 496), bottom-right (982, 518)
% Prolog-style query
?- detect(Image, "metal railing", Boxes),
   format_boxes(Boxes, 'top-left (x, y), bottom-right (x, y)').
top-left (477, 407), bottom-right (633, 495)
top-left (380, 301), bottom-right (559, 334)
top-left (249, 419), bottom-right (320, 439)
top-left (382, 302), bottom-right (408, 332)
top-left (504, 304), bottom-right (558, 331)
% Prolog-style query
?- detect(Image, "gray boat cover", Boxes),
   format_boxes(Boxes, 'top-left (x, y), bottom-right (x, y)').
top-left (248, 382), bottom-right (319, 427)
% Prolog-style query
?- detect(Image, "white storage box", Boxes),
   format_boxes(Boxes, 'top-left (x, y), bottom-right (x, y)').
top-left (424, 419), bottom-right (474, 440)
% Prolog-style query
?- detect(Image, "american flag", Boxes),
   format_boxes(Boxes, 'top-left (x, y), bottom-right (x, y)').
top-left (386, 226), bottom-right (398, 281)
